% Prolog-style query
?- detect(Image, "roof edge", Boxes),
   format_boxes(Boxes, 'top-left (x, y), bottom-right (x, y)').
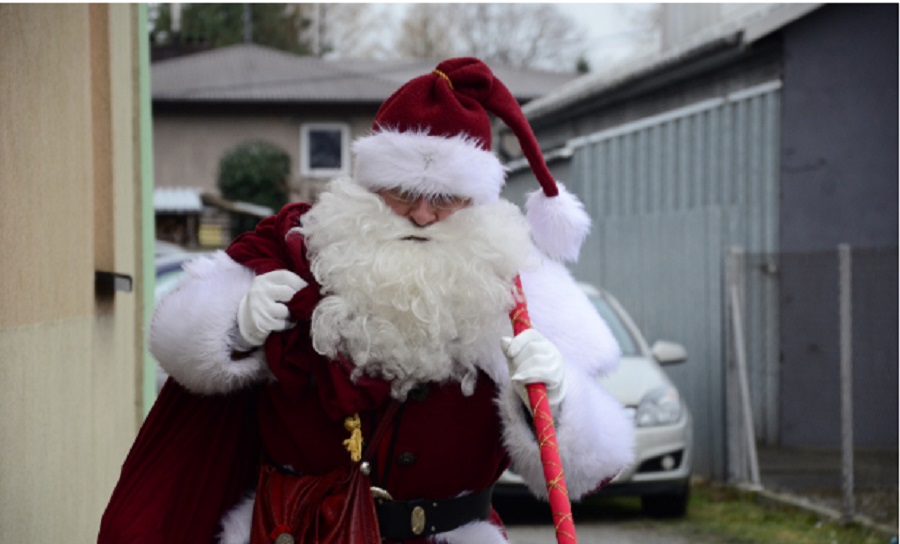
top-left (523, 32), bottom-right (743, 123)
top-left (522, 3), bottom-right (823, 123)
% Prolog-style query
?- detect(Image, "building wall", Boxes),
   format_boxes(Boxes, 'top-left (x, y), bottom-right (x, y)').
top-left (778, 3), bottom-right (898, 448)
top-left (526, 41), bottom-right (782, 154)
top-left (510, 3), bottom-right (898, 469)
top-left (505, 28), bottom-right (787, 478)
top-left (0, 5), bottom-right (146, 542)
top-left (507, 73), bottom-right (783, 480)
top-left (153, 110), bottom-right (376, 202)
top-left (780, 4), bottom-right (898, 252)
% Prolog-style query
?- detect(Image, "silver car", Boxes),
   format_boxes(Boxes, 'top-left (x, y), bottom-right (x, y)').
top-left (497, 284), bottom-right (693, 517)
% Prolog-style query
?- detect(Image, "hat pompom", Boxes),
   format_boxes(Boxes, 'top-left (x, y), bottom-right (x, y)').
top-left (525, 183), bottom-right (591, 263)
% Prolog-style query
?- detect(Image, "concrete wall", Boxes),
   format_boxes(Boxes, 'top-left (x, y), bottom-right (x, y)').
top-left (0, 5), bottom-right (147, 541)
top-left (780, 4), bottom-right (898, 252)
top-left (778, 4), bottom-right (898, 448)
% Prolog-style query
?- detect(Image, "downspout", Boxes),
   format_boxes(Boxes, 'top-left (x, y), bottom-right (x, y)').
top-left (138, 3), bottom-right (158, 417)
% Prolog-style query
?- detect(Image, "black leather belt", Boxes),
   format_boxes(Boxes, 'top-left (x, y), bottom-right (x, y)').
top-left (374, 485), bottom-right (494, 541)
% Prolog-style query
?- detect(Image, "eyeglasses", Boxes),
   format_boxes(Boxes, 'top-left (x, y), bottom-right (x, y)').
top-left (380, 188), bottom-right (471, 211)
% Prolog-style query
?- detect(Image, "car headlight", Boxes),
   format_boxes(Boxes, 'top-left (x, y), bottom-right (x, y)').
top-left (635, 386), bottom-right (683, 427)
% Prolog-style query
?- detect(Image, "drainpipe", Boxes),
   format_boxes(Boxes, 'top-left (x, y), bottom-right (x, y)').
top-left (138, 3), bottom-right (158, 417)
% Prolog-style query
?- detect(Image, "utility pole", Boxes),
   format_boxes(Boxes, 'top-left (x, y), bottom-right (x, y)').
top-left (243, 3), bottom-right (252, 43)
top-left (312, 3), bottom-right (321, 55)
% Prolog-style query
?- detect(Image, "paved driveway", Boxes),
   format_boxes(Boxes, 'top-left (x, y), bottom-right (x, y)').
top-left (496, 494), bottom-right (710, 544)
top-left (505, 523), bottom-right (695, 544)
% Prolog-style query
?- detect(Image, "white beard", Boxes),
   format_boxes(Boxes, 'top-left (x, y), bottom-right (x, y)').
top-left (297, 178), bottom-right (535, 399)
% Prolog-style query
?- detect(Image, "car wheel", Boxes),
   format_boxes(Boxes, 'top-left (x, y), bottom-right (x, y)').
top-left (640, 483), bottom-right (690, 518)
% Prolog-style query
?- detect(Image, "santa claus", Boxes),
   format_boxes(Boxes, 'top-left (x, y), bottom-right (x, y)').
top-left (99, 58), bottom-right (633, 544)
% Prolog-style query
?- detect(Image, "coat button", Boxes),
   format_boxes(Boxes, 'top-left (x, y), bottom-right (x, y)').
top-left (397, 452), bottom-right (417, 466)
top-left (409, 384), bottom-right (429, 401)
top-left (274, 533), bottom-right (294, 544)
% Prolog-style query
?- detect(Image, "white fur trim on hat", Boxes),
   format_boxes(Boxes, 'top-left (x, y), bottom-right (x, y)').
top-left (352, 129), bottom-right (506, 205)
top-left (525, 183), bottom-right (591, 263)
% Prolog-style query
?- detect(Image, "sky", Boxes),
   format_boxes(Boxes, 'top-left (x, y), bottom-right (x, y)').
top-left (556, 3), bottom-right (659, 69)
top-left (375, 2), bottom-right (660, 72)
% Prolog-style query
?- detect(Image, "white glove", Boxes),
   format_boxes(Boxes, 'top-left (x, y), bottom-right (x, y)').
top-left (237, 270), bottom-right (308, 347)
top-left (501, 328), bottom-right (567, 410)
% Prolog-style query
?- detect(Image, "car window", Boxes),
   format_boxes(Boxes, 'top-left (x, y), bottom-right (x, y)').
top-left (586, 294), bottom-right (640, 357)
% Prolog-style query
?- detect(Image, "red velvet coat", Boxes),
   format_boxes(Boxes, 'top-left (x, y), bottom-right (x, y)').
top-left (230, 203), bottom-right (511, 542)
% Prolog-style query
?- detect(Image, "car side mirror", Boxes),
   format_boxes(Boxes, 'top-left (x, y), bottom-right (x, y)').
top-left (650, 340), bottom-right (687, 365)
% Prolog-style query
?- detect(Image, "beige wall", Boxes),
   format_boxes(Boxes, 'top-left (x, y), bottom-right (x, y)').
top-left (0, 5), bottom-right (146, 542)
top-left (153, 112), bottom-right (374, 201)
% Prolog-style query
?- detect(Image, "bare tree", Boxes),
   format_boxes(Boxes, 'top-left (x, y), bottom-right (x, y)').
top-left (302, 3), bottom-right (389, 59)
top-left (392, 3), bottom-right (587, 71)
top-left (449, 4), bottom-right (586, 69)
top-left (394, 4), bottom-right (457, 60)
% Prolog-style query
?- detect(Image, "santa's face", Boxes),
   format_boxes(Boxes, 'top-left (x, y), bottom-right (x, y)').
top-left (297, 178), bottom-right (534, 399)
top-left (376, 187), bottom-right (472, 227)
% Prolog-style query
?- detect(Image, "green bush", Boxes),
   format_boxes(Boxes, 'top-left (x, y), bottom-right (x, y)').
top-left (217, 140), bottom-right (290, 237)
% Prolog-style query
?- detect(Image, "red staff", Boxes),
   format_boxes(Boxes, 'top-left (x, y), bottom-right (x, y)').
top-left (509, 276), bottom-right (578, 544)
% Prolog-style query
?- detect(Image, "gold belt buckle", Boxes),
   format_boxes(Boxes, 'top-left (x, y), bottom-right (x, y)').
top-left (370, 486), bottom-right (427, 536)
top-left (410, 505), bottom-right (426, 535)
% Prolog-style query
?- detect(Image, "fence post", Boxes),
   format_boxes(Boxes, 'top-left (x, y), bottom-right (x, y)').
top-left (838, 244), bottom-right (855, 521)
top-left (726, 246), bottom-right (761, 487)
top-left (725, 248), bottom-right (743, 482)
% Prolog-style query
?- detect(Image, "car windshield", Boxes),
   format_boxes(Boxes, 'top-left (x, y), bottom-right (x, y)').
top-left (585, 293), bottom-right (640, 357)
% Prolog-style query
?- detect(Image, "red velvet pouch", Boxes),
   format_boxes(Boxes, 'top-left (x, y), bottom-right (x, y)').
top-left (250, 402), bottom-right (399, 544)
top-left (251, 462), bottom-right (381, 544)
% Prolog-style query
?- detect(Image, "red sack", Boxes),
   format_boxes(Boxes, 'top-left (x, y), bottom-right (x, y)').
top-left (98, 380), bottom-right (260, 544)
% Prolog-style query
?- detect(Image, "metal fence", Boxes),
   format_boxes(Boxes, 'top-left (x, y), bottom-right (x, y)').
top-left (726, 244), bottom-right (898, 527)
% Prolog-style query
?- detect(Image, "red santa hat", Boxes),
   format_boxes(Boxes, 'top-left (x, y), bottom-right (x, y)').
top-left (352, 57), bottom-right (590, 262)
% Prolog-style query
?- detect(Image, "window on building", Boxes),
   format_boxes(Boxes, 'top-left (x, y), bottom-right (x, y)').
top-left (300, 123), bottom-right (349, 177)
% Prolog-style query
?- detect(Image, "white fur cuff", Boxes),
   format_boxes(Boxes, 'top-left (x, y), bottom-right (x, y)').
top-left (519, 257), bottom-right (621, 376)
top-left (150, 250), bottom-right (268, 395)
top-left (499, 363), bottom-right (634, 500)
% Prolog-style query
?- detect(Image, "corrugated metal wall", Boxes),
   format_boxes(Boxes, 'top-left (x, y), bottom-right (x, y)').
top-left (538, 81), bottom-right (782, 479)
